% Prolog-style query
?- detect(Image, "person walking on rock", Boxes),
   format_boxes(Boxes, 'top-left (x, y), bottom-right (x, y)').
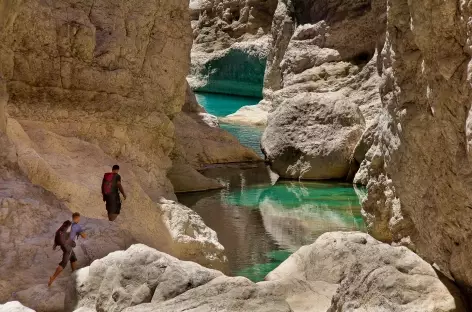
top-left (48, 212), bottom-right (86, 287)
top-left (102, 164), bottom-right (126, 221)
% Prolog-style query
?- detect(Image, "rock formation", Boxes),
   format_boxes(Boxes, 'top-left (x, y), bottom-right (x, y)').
top-left (358, 0), bottom-right (472, 301)
top-left (257, 0), bottom-right (385, 180)
top-left (0, 0), bottom-right (260, 309)
top-left (262, 92), bottom-right (365, 179)
top-left (188, 0), bottom-right (278, 97)
top-left (66, 232), bottom-right (467, 312)
top-left (168, 84), bottom-right (260, 192)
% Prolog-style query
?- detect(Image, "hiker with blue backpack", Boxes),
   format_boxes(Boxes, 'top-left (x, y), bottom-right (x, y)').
top-left (48, 212), bottom-right (86, 287)
top-left (102, 164), bottom-right (127, 221)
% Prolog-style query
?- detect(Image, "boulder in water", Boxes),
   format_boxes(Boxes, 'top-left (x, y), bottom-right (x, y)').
top-left (262, 93), bottom-right (364, 179)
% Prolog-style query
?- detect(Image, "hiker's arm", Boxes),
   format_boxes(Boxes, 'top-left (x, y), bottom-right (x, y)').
top-left (78, 225), bottom-right (87, 238)
top-left (101, 177), bottom-right (106, 201)
top-left (117, 180), bottom-right (127, 199)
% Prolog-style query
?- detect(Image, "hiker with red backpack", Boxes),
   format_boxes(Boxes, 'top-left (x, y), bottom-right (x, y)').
top-left (48, 212), bottom-right (86, 287)
top-left (102, 164), bottom-right (127, 221)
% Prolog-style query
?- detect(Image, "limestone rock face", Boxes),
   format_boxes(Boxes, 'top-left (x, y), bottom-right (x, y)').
top-left (260, 0), bottom-right (386, 180)
top-left (68, 233), bottom-right (466, 312)
top-left (0, 168), bottom-right (132, 311)
top-left (189, 39), bottom-right (270, 97)
top-left (0, 0), bottom-right (231, 308)
top-left (262, 92), bottom-right (364, 179)
top-left (188, 0), bottom-right (278, 96)
top-left (359, 0), bottom-right (472, 299)
top-left (467, 108), bottom-right (472, 159)
top-left (0, 0), bottom-right (229, 270)
top-left (168, 84), bottom-right (261, 192)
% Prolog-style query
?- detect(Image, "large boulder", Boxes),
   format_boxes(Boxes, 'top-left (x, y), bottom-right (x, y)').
top-left (358, 0), bottom-right (472, 301)
top-left (67, 232), bottom-right (467, 312)
top-left (257, 0), bottom-right (385, 180)
top-left (64, 244), bottom-right (290, 312)
top-left (267, 232), bottom-right (467, 312)
top-left (262, 92), bottom-right (364, 179)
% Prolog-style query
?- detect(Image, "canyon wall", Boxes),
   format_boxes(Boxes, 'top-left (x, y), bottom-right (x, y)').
top-left (0, 0), bottom-right (260, 308)
top-left (260, 0), bottom-right (385, 179)
top-left (359, 0), bottom-right (472, 299)
top-left (188, 0), bottom-right (277, 96)
top-left (212, 0), bottom-right (472, 300)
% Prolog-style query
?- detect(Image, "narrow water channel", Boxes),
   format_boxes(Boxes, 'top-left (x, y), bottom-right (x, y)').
top-left (179, 92), bottom-right (366, 282)
top-left (195, 92), bottom-right (264, 156)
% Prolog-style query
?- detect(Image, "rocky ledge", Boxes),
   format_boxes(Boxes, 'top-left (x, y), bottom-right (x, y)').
top-left (27, 232), bottom-right (465, 312)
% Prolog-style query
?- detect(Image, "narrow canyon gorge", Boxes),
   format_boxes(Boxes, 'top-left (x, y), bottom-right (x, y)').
top-left (1, 0), bottom-right (472, 311)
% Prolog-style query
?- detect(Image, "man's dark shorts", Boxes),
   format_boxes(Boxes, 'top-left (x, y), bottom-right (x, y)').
top-left (105, 195), bottom-right (121, 215)
top-left (59, 244), bottom-right (77, 268)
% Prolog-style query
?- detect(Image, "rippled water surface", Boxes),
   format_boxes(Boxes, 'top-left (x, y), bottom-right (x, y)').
top-left (178, 164), bottom-right (365, 282)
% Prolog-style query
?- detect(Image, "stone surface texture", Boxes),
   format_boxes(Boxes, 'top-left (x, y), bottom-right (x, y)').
top-left (67, 232), bottom-right (467, 312)
top-left (220, 101), bottom-right (270, 126)
top-left (259, 0), bottom-right (386, 180)
top-left (0, 0), bottom-right (257, 309)
top-left (169, 84), bottom-right (261, 192)
top-left (262, 92), bottom-right (364, 179)
top-left (358, 0), bottom-right (472, 301)
top-left (188, 0), bottom-right (278, 96)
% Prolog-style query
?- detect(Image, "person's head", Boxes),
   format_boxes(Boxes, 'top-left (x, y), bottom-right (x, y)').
top-left (72, 212), bottom-right (81, 224)
top-left (112, 165), bottom-right (120, 173)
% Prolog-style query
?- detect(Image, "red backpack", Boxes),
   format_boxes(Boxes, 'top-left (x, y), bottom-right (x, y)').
top-left (102, 172), bottom-right (116, 196)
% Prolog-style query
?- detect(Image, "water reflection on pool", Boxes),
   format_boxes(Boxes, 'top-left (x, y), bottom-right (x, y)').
top-left (178, 163), bottom-right (365, 282)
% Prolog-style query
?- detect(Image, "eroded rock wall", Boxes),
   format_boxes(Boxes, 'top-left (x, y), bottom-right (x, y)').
top-left (359, 0), bottom-right (472, 299)
top-left (0, 0), bottom-right (233, 306)
top-left (168, 83), bottom-right (261, 192)
top-left (188, 0), bottom-right (278, 96)
top-left (260, 0), bottom-right (386, 180)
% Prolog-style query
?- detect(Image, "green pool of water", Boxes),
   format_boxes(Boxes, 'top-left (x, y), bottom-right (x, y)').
top-left (178, 165), bottom-right (365, 282)
top-left (195, 92), bottom-right (260, 117)
top-left (195, 92), bottom-right (264, 156)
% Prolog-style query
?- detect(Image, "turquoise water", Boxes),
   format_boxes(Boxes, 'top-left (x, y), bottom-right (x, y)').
top-left (220, 123), bottom-right (263, 156)
top-left (195, 92), bottom-right (264, 156)
top-left (178, 165), bottom-right (365, 282)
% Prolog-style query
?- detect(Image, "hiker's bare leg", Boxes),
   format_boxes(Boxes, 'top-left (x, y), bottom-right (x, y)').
top-left (108, 213), bottom-right (118, 221)
top-left (71, 261), bottom-right (78, 272)
top-left (48, 266), bottom-right (63, 287)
